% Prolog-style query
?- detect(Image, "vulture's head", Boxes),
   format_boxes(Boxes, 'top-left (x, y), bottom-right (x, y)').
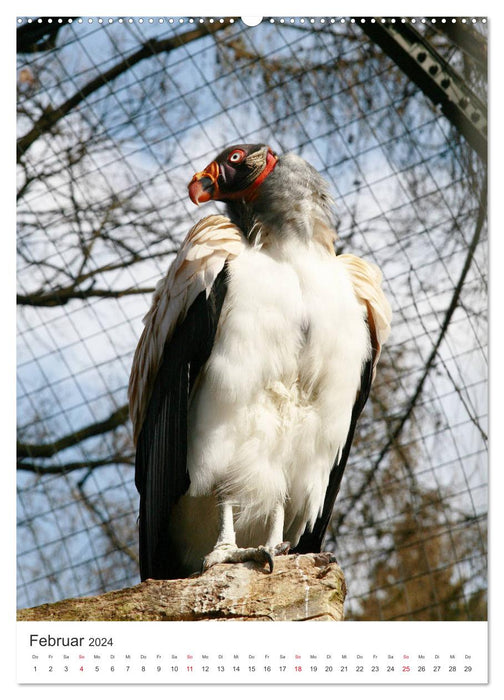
top-left (188, 143), bottom-right (278, 205)
top-left (188, 143), bottom-right (334, 242)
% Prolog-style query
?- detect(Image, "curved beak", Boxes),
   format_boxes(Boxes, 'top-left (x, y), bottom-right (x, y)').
top-left (188, 160), bottom-right (220, 205)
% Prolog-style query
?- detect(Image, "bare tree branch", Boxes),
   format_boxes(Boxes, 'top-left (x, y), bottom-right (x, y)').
top-left (17, 454), bottom-right (134, 475)
top-left (17, 19), bottom-right (236, 161)
top-left (17, 286), bottom-right (155, 306)
top-left (17, 404), bottom-right (130, 460)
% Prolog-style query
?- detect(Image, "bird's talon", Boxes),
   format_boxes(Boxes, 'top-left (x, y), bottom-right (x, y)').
top-left (257, 546), bottom-right (274, 572)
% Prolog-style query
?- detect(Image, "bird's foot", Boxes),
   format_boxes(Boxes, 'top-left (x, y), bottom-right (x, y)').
top-left (202, 542), bottom-right (291, 574)
top-left (203, 544), bottom-right (274, 572)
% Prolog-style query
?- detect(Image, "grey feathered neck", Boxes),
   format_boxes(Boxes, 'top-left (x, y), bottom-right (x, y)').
top-left (225, 153), bottom-right (334, 243)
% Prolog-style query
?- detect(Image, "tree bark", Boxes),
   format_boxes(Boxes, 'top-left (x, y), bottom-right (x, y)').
top-left (17, 553), bottom-right (346, 622)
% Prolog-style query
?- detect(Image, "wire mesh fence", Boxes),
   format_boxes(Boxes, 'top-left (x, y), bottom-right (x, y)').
top-left (16, 16), bottom-right (488, 620)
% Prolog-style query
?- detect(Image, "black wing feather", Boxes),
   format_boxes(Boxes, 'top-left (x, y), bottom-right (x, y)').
top-left (135, 269), bottom-right (228, 580)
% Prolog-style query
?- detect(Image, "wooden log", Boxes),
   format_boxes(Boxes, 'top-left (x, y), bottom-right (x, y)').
top-left (17, 553), bottom-right (346, 622)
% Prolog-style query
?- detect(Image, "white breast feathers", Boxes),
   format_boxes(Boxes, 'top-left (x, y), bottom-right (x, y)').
top-left (186, 238), bottom-right (371, 547)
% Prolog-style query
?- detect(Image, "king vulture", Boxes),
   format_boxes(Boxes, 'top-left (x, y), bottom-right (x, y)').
top-left (129, 143), bottom-right (391, 580)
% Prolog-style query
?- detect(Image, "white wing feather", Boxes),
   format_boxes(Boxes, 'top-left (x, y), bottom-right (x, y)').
top-left (338, 253), bottom-right (392, 375)
top-left (128, 215), bottom-right (245, 443)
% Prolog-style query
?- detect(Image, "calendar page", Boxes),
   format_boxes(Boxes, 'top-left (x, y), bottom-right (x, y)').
top-left (17, 621), bottom-right (487, 683)
top-left (15, 8), bottom-right (489, 690)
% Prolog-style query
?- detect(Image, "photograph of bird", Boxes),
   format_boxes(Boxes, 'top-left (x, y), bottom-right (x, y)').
top-left (128, 143), bottom-right (391, 581)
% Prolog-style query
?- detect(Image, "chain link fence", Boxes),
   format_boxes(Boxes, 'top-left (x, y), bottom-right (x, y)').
top-left (16, 16), bottom-right (487, 620)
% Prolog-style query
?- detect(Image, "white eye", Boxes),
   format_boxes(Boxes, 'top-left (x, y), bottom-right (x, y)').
top-left (228, 149), bottom-right (245, 163)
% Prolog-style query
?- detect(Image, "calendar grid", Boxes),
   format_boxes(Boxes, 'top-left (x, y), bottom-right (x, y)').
top-left (17, 621), bottom-right (488, 684)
